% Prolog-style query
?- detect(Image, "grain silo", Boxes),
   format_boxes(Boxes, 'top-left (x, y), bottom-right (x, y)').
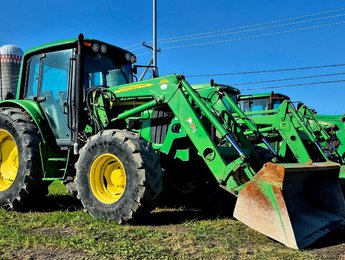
top-left (0, 45), bottom-right (23, 99)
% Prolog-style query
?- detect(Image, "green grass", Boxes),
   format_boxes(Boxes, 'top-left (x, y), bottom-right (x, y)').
top-left (0, 181), bottom-right (343, 259)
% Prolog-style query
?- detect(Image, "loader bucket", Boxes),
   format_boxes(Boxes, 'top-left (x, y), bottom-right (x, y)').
top-left (234, 162), bottom-right (345, 249)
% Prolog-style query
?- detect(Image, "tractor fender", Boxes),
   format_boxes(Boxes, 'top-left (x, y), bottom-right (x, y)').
top-left (0, 100), bottom-right (56, 145)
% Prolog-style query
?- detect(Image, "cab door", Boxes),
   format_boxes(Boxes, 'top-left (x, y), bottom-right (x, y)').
top-left (25, 49), bottom-right (74, 142)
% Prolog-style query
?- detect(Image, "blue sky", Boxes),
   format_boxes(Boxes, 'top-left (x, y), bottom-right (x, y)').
top-left (1, 0), bottom-right (345, 114)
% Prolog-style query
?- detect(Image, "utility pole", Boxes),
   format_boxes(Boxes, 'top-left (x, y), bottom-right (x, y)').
top-left (152, 0), bottom-right (159, 77)
top-left (138, 0), bottom-right (159, 80)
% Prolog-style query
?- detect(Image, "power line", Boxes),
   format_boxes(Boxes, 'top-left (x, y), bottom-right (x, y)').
top-left (164, 20), bottom-right (345, 50)
top-left (159, 7), bottom-right (345, 41)
top-left (129, 46), bottom-right (146, 52)
top-left (231, 72), bottom-right (345, 86)
top-left (127, 8), bottom-right (345, 51)
top-left (159, 13), bottom-right (345, 44)
top-left (124, 42), bottom-right (143, 49)
top-left (136, 51), bottom-right (151, 57)
top-left (240, 79), bottom-right (345, 91)
top-left (187, 63), bottom-right (345, 77)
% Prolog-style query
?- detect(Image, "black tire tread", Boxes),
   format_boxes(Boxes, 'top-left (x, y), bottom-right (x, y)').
top-left (0, 107), bottom-right (46, 209)
top-left (75, 129), bottom-right (163, 223)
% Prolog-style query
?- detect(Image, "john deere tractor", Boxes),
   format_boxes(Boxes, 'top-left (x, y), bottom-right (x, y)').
top-left (0, 34), bottom-right (344, 249)
top-left (237, 91), bottom-right (345, 189)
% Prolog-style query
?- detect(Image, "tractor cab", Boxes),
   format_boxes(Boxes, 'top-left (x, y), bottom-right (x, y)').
top-left (19, 34), bottom-right (136, 145)
top-left (238, 92), bottom-right (290, 113)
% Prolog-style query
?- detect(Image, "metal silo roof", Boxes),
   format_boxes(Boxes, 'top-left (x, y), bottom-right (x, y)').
top-left (0, 45), bottom-right (23, 56)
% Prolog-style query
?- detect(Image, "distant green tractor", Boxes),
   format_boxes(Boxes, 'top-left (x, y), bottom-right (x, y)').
top-left (237, 91), bottom-right (345, 188)
top-left (0, 35), bottom-right (344, 249)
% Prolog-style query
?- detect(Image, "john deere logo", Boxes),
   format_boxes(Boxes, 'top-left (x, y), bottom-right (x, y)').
top-left (159, 79), bottom-right (169, 84)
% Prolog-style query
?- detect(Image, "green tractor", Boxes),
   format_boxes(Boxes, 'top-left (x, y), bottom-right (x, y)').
top-left (237, 91), bottom-right (345, 188)
top-left (0, 34), bottom-right (344, 249)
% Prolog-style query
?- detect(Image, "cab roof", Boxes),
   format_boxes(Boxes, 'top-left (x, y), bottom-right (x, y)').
top-left (192, 83), bottom-right (240, 95)
top-left (23, 36), bottom-right (135, 58)
top-left (238, 92), bottom-right (290, 100)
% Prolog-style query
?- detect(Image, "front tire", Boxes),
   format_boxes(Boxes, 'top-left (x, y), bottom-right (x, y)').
top-left (0, 107), bottom-right (45, 209)
top-left (75, 130), bottom-right (163, 223)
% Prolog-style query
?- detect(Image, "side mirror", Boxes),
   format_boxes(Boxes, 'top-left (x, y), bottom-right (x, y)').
top-left (34, 96), bottom-right (46, 103)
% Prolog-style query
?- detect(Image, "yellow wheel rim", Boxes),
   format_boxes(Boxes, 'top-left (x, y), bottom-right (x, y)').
top-left (90, 153), bottom-right (126, 204)
top-left (0, 130), bottom-right (19, 192)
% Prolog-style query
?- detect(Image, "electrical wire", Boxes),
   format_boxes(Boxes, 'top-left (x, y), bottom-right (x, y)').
top-left (159, 13), bottom-right (345, 44)
top-left (124, 42), bottom-right (143, 49)
top-left (158, 7), bottom-right (345, 42)
top-left (135, 18), bottom-right (345, 54)
top-left (127, 8), bottom-right (345, 51)
top-left (187, 63), bottom-right (345, 77)
top-left (163, 20), bottom-right (345, 50)
top-left (129, 46), bottom-right (146, 52)
top-left (231, 72), bottom-right (345, 86)
top-left (240, 79), bottom-right (345, 91)
top-left (135, 51), bottom-right (152, 57)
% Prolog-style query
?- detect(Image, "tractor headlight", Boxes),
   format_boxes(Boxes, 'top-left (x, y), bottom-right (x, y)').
top-left (100, 45), bottom-right (107, 53)
top-left (92, 43), bottom-right (99, 52)
top-left (125, 53), bottom-right (136, 64)
top-left (130, 55), bottom-right (136, 64)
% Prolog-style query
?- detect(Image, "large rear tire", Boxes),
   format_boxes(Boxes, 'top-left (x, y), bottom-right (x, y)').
top-left (0, 107), bottom-right (45, 209)
top-left (75, 130), bottom-right (163, 223)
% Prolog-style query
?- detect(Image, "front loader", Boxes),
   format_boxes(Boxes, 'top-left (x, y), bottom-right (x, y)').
top-left (0, 35), bottom-right (344, 249)
top-left (238, 92), bottom-right (345, 158)
top-left (237, 91), bottom-right (345, 188)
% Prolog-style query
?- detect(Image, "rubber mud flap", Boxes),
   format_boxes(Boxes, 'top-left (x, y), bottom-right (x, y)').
top-left (234, 161), bottom-right (345, 249)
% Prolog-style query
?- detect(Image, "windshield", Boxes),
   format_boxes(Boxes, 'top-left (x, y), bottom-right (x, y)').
top-left (239, 98), bottom-right (270, 112)
top-left (84, 49), bottom-right (133, 89)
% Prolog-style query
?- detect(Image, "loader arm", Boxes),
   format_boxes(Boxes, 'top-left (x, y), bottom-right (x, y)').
top-left (105, 75), bottom-right (260, 193)
top-left (235, 100), bottom-right (330, 163)
top-left (297, 105), bottom-right (344, 163)
top-left (238, 92), bottom-right (343, 163)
